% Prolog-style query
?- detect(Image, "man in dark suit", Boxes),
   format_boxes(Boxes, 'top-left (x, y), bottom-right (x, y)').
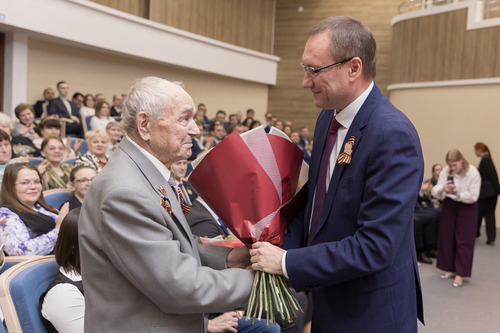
top-left (110, 94), bottom-right (124, 117)
top-left (47, 81), bottom-right (83, 137)
top-left (250, 16), bottom-right (424, 332)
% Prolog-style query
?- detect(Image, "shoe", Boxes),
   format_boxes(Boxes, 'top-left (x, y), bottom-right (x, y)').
top-left (486, 241), bottom-right (494, 246)
top-left (440, 273), bottom-right (456, 279)
top-left (417, 252), bottom-right (433, 264)
top-left (425, 248), bottom-right (437, 258)
top-left (453, 277), bottom-right (463, 288)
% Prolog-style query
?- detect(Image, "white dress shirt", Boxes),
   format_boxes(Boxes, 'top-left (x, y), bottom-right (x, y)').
top-left (431, 165), bottom-right (481, 204)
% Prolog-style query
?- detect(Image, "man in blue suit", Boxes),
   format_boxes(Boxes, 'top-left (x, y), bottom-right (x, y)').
top-left (47, 81), bottom-right (83, 137)
top-left (250, 16), bottom-right (424, 332)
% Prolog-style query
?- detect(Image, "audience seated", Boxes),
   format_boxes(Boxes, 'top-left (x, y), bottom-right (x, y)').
top-left (189, 122), bottom-right (206, 161)
top-left (105, 122), bottom-right (122, 158)
top-left (75, 130), bottom-right (109, 172)
top-left (204, 121), bottom-right (225, 150)
top-left (0, 129), bottom-right (16, 188)
top-left (79, 94), bottom-right (95, 119)
top-left (90, 101), bottom-right (116, 132)
top-left (290, 132), bottom-right (311, 164)
top-left (249, 120), bottom-right (262, 130)
top-left (33, 87), bottom-right (55, 119)
top-left (0, 163), bottom-right (69, 255)
top-left (283, 125), bottom-right (292, 137)
top-left (0, 113), bottom-right (40, 158)
top-left (33, 117), bottom-right (81, 159)
top-left (12, 103), bottom-right (40, 140)
top-left (67, 166), bottom-right (96, 210)
top-left (197, 103), bottom-right (210, 131)
top-left (47, 81), bottom-right (83, 138)
top-left (298, 126), bottom-right (310, 148)
top-left (38, 136), bottom-right (74, 190)
top-left (241, 108), bottom-right (255, 128)
top-left (71, 92), bottom-right (85, 108)
top-left (40, 207), bottom-right (83, 333)
top-left (110, 94), bottom-right (124, 117)
top-left (430, 163), bottom-right (443, 186)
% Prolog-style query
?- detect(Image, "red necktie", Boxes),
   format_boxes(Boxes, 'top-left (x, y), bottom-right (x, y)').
top-left (307, 115), bottom-right (341, 246)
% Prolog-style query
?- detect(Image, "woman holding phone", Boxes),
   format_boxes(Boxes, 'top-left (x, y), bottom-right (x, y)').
top-left (432, 149), bottom-right (481, 288)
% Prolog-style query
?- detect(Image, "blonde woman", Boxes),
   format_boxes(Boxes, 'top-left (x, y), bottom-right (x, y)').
top-left (432, 149), bottom-right (481, 288)
top-left (75, 130), bottom-right (109, 172)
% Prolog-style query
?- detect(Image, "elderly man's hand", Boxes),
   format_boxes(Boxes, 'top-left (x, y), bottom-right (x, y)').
top-left (226, 246), bottom-right (251, 269)
top-left (250, 242), bottom-right (285, 275)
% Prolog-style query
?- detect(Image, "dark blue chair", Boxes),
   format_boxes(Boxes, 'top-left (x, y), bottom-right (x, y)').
top-left (0, 256), bottom-right (57, 333)
top-left (43, 189), bottom-right (73, 210)
top-left (28, 158), bottom-right (43, 166)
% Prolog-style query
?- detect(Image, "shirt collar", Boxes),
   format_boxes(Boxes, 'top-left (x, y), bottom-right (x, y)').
top-left (127, 136), bottom-right (172, 184)
top-left (335, 81), bottom-right (374, 129)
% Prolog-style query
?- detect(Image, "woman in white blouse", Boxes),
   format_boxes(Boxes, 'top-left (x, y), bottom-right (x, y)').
top-left (89, 101), bottom-right (115, 132)
top-left (432, 149), bottom-right (481, 288)
top-left (40, 207), bottom-right (84, 333)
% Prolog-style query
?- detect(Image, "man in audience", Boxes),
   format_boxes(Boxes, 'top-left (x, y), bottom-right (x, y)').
top-left (290, 131), bottom-right (311, 164)
top-left (189, 122), bottom-right (206, 161)
top-left (79, 76), bottom-right (253, 332)
top-left (72, 92), bottom-right (85, 107)
top-left (33, 87), bottom-right (55, 118)
top-left (299, 126), bottom-right (310, 148)
top-left (204, 121), bottom-right (225, 149)
top-left (95, 93), bottom-right (106, 103)
top-left (197, 103), bottom-right (210, 130)
top-left (110, 94), bottom-right (124, 117)
top-left (47, 81), bottom-right (83, 137)
top-left (242, 108), bottom-right (254, 126)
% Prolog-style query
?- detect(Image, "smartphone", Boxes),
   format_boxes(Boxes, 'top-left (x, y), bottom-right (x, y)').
top-left (447, 175), bottom-right (454, 184)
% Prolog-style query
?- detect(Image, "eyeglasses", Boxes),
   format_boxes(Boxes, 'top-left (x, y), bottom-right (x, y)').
top-left (16, 180), bottom-right (42, 187)
top-left (300, 57), bottom-right (354, 78)
top-left (74, 178), bottom-right (94, 184)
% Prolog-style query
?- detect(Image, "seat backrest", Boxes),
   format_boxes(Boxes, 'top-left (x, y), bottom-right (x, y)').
top-left (0, 256), bottom-right (57, 333)
top-left (82, 115), bottom-right (92, 134)
top-left (43, 189), bottom-right (73, 209)
top-left (28, 157), bottom-right (43, 166)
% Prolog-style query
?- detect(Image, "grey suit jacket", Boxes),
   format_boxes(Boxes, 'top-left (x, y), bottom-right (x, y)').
top-left (79, 136), bottom-right (254, 332)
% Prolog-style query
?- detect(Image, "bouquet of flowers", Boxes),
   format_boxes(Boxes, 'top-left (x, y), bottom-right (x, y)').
top-left (189, 126), bottom-right (308, 325)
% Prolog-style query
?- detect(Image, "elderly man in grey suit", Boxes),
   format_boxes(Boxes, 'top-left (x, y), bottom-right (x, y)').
top-left (79, 77), bottom-right (254, 332)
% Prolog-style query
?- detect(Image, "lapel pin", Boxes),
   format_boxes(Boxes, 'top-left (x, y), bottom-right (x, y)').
top-left (337, 136), bottom-right (355, 165)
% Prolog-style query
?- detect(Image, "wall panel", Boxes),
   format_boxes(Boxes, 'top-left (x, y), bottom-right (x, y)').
top-left (90, 0), bottom-right (149, 18)
top-left (391, 9), bottom-right (500, 84)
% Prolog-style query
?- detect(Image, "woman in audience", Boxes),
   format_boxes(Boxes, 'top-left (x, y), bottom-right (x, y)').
top-left (0, 163), bottom-right (69, 255)
top-left (432, 149), bottom-right (481, 288)
top-left (430, 163), bottom-right (443, 186)
top-left (474, 142), bottom-right (500, 245)
top-left (40, 207), bottom-right (83, 333)
top-left (67, 166), bottom-right (96, 210)
top-left (33, 117), bottom-right (82, 159)
top-left (105, 121), bottom-right (122, 157)
top-left (0, 113), bottom-right (40, 157)
top-left (79, 93), bottom-right (96, 119)
top-left (12, 103), bottom-right (39, 140)
top-left (75, 130), bottom-right (109, 172)
top-left (0, 129), bottom-right (14, 188)
top-left (90, 100), bottom-right (115, 132)
top-left (38, 136), bottom-right (74, 190)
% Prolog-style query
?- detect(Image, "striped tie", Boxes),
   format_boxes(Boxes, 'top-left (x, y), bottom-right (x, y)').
top-left (177, 187), bottom-right (191, 214)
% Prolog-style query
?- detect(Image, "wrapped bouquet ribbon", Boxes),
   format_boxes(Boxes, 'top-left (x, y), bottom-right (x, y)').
top-left (189, 126), bottom-right (308, 325)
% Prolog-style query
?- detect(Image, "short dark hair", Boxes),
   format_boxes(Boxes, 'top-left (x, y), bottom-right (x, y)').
top-left (72, 92), bottom-right (84, 100)
top-left (54, 207), bottom-right (81, 274)
top-left (38, 118), bottom-right (61, 130)
top-left (56, 81), bottom-right (67, 89)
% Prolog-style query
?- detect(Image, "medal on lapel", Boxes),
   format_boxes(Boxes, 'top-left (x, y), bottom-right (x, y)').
top-left (337, 136), bottom-right (355, 165)
top-left (158, 185), bottom-right (172, 216)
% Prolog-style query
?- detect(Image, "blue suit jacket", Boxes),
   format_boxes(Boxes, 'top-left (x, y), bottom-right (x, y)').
top-left (285, 84), bottom-right (424, 333)
top-left (47, 97), bottom-right (82, 136)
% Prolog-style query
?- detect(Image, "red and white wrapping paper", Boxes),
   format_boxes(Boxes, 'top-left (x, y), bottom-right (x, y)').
top-left (189, 126), bottom-right (308, 248)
